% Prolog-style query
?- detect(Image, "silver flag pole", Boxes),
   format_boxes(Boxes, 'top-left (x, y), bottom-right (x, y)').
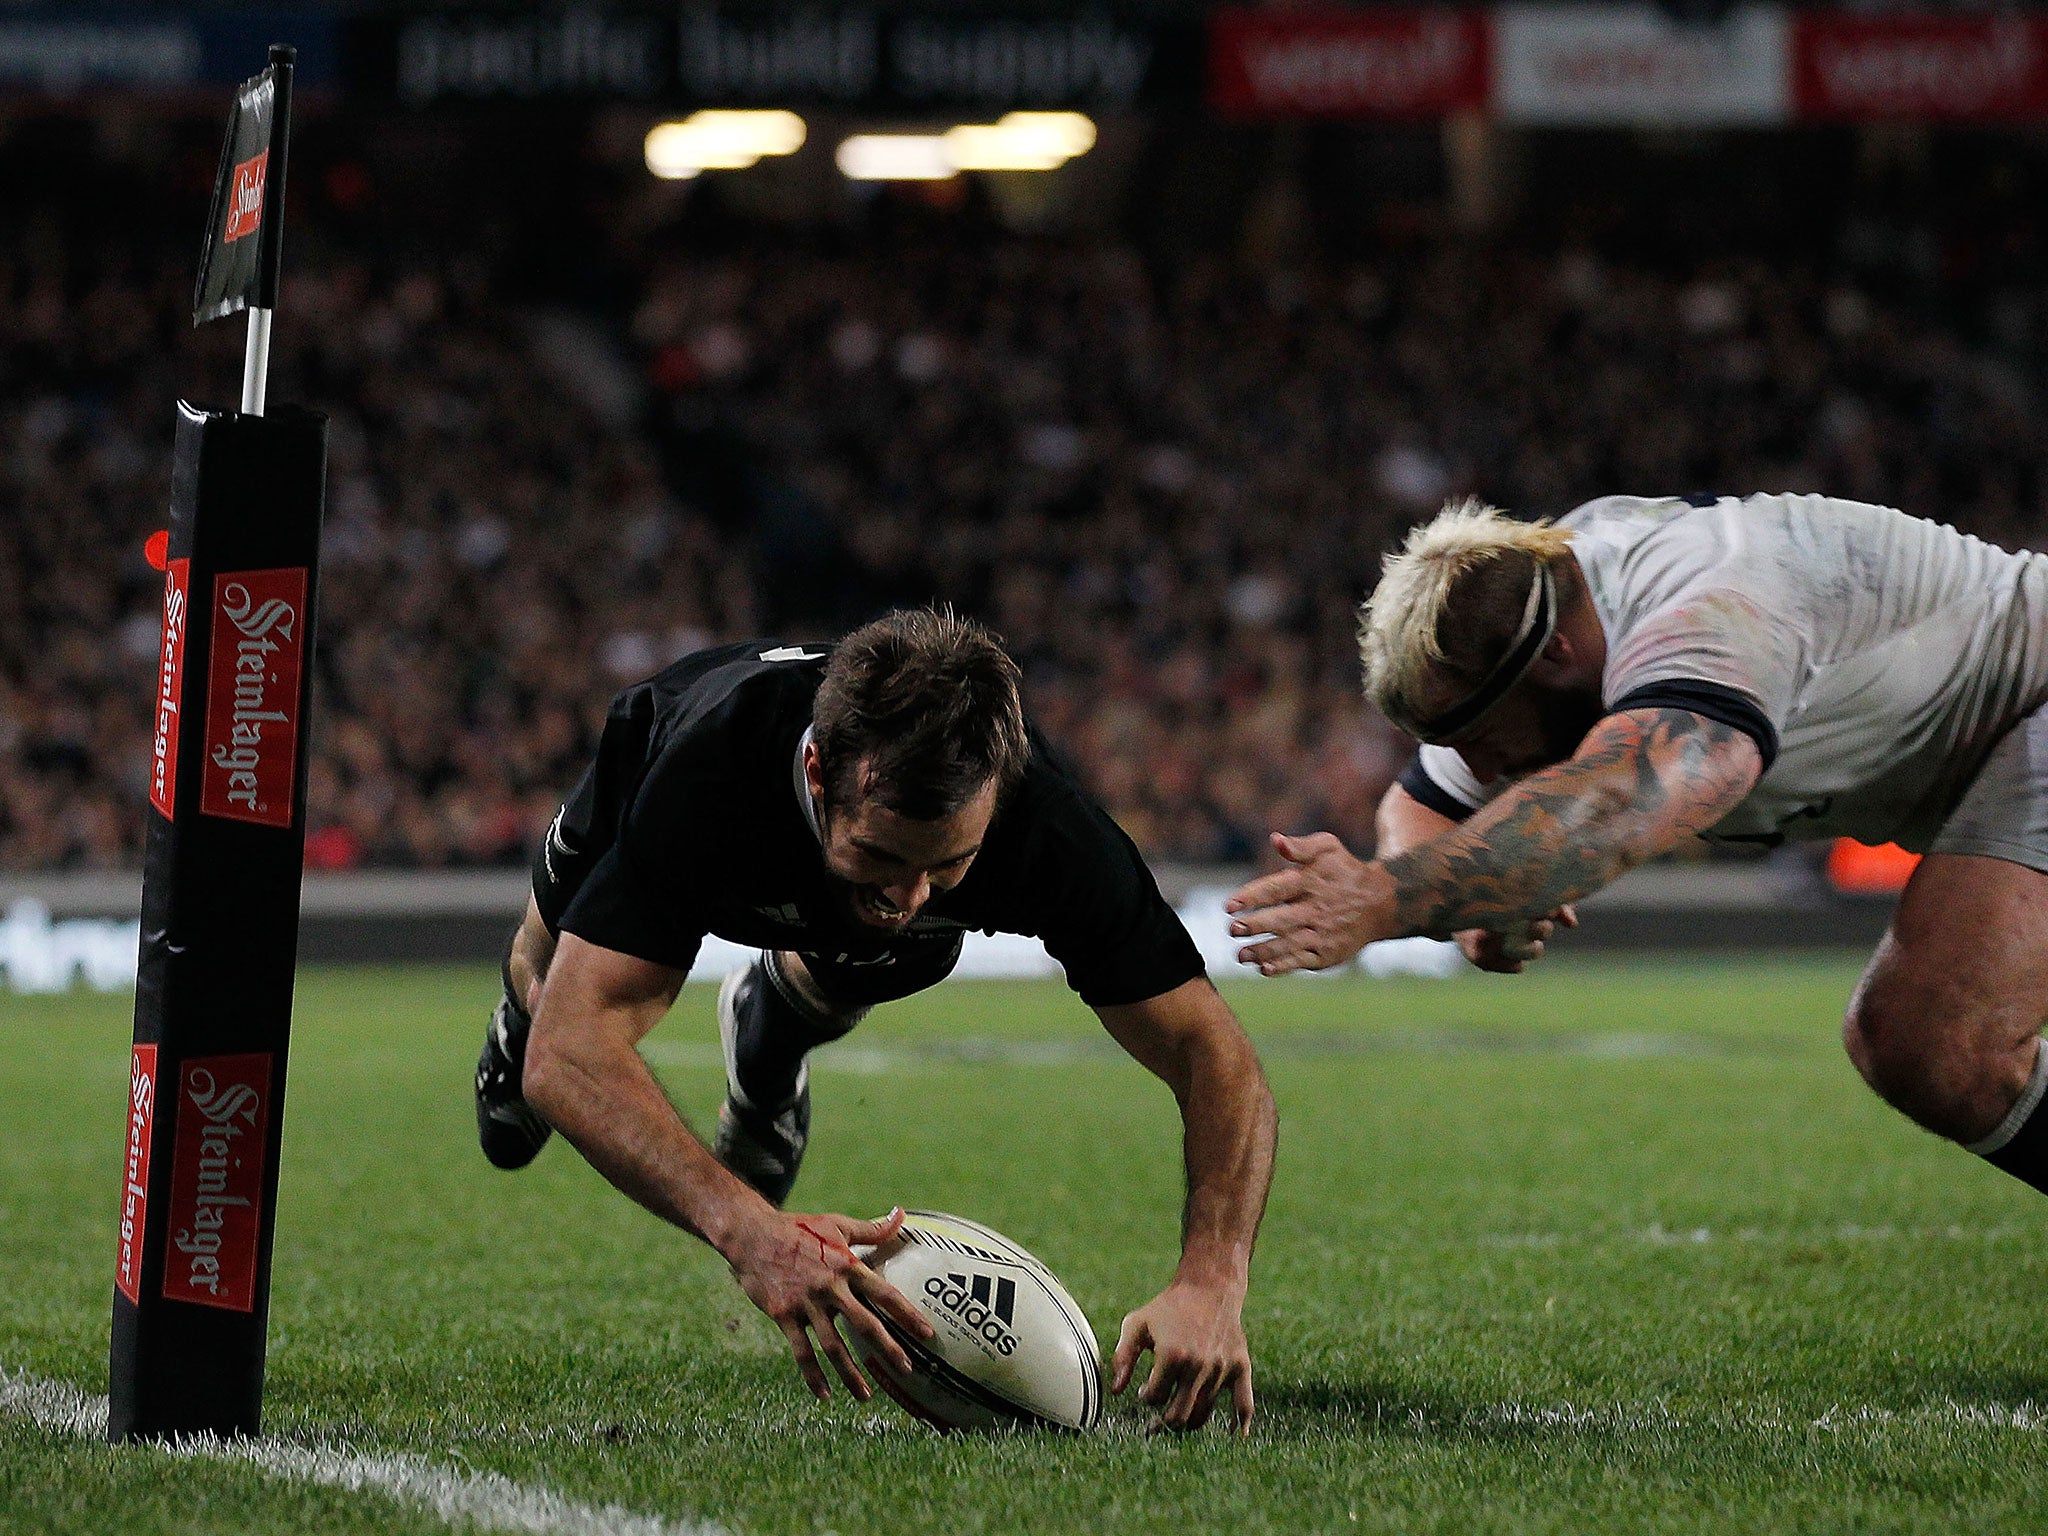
top-left (240, 307), bottom-right (272, 416)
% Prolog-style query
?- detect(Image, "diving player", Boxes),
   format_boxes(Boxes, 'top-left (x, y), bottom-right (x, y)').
top-left (478, 608), bottom-right (1274, 1433)
top-left (1229, 494), bottom-right (2048, 1203)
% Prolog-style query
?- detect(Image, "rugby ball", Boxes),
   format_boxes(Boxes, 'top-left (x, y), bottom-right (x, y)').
top-left (854, 1209), bottom-right (1102, 1432)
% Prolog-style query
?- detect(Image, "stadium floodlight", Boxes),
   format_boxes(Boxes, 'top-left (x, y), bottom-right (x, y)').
top-left (836, 134), bottom-right (958, 181)
top-left (942, 112), bottom-right (1098, 173)
top-left (941, 125), bottom-right (1067, 173)
top-left (990, 111), bottom-right (1097, 159)
top-left (644, 111), bottom-right (807, 179)
top-left (837, 114), bottom-right (1099, 181)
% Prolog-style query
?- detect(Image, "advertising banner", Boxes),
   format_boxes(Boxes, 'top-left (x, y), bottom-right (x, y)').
top-left (159, 1053), bottom-right (274, 1313)
top-left (370, 5), bottom-right (1197, 109)
top-left (0, 7), bottom-right (334, 93)
top-left (113, 1045), bottom-right (158, 1305)
top-left (1208, 8), bottom-right (1489, 120)
top-left (198, 568), bottom-right (308, 828)
top-left (1794, 14), bottom-right (2048, 122)
top-left (147, 560), bottom-right (189, 820)
top-left (1494, 4), bottom-right (1790, 126)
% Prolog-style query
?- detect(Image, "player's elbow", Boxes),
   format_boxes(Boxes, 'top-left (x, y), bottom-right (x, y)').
top-left (1574, 775), bottom-right (1640, 837)
top-left (1715, 732), bottom-right (1767, 804)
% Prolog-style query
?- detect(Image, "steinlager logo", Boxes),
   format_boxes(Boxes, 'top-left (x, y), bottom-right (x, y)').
top-left (223, 149), bottom-right (268, 243)
top-left (200, 567), bottom-right (306, 827)
top-left (149, 559), bottom-right (189, 819)
top-left (161, 1053), bottom-right (271, 1312)
top-left (925, 1270), bottom-right (1020, 1356)
top-left (113, 1045), bottom-right (158, 1304)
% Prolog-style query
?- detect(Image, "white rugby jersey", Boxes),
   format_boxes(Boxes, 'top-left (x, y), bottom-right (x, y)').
top-left (1404, 493), bottom-right (2048, 850)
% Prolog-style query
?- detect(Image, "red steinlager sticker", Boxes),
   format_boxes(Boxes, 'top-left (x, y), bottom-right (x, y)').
top-left (200, 568), bottom-right (306, 827)
top-left (223, 149), bottom-right (268, 243)
top-left (149, 558), bottom-right (189, 820)
top-left (162, 1054), bottom-right (271, 1312)
top-left (114, 1044), bottom-right (159, 1304)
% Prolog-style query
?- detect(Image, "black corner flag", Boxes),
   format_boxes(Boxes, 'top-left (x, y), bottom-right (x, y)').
top-left (194, 44), bottom-right (295, 415)
top-left (195, 45), bottom-right (293, 325)
top-left (109, 43), bottom-right (327, 1444)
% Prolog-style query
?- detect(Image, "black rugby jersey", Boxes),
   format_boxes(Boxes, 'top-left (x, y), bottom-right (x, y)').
top-left (539, 641), bottom-right (1204, 1008)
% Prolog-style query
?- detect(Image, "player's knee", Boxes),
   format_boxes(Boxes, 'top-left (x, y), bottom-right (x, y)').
top-left (1842, 993), bottom-right (2014, 1142)
top-left (1842, 991), bottom-right (1945, 1117)
top-left (1840, 996), bottom-right (1886, 1091)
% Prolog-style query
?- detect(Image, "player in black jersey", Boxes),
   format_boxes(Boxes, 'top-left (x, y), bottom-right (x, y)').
top-left (473, 609), bottom-right (1275, 1434)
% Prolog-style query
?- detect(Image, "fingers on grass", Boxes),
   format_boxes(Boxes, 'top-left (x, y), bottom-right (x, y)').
top-left (1139, 1348), bottom-right (1178, 1408)
top-left (779, 1316), bottom-right (830, 1400)
top-left (806, 1302), bottom-right (871, 1401)
top-left (1110, 1315), bottom-right (1148, 1394)
top-left (1164, 1365), bottom-right (1216, 1431)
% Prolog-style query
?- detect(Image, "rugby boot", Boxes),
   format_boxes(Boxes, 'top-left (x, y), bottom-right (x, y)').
top-left (474, 995), bottom-right (554, 1170)
top-left (712, 960), bottom-right (813, 1206)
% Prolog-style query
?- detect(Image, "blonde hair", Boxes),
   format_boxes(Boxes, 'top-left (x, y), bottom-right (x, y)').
top-left (1359, 498), bottom-right (1575, 729)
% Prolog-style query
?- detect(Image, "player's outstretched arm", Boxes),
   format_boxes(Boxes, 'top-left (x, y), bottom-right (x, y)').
top-left (1375, 780), bottom-right (1577, 975)
top-left (1228, 707), bottom-right (1762, 975)
top-left (1096, 978), bottom-right (1276, 1435)
top-left (523, 934), bottom-right (934, 1401)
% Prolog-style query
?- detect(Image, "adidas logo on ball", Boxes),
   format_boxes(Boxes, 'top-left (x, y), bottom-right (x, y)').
top-left (926, 1271), bottom-right (1019, 1356)
top-left (857, 1210), bottom-right (1104, 1432)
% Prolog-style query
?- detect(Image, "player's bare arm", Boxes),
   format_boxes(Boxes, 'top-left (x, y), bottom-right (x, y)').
top-left (522, 931), bottom-right (935, 1401)
top-left (1228, 707), bottom-right (1761, 975)
top-left (1374, 781), bottom-right (1578, 974)
top-left (1093, 977), bottom-right (1273, 1435)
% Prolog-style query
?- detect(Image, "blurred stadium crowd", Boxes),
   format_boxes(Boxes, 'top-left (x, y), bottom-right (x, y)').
top-left (6, 136), bottom-right (2048, 871)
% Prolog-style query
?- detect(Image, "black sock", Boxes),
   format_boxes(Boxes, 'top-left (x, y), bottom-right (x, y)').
top-left (730, 952), bottom-right (865, 1108)
top-left (1973, 1041), bottom-right (2048, 1195)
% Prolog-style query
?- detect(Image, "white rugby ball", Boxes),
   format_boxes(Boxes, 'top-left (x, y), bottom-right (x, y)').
top-left (854, 1209), bottom-right (1102, 1432)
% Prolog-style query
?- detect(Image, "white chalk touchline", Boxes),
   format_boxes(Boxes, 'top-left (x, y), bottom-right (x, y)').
top-left (1400, 1397), bottom-right (2048, 1435)
top-left (1, 1369), bottom-right (727, 1536)
top-left (639, 1027), bottom-right (1766, 1076)
top-left (1464, 1220), bottom-right (2041, 1253)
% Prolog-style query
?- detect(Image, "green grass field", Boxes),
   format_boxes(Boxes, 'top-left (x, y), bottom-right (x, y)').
top-left (6, 954), bottom-right (2048, 1535)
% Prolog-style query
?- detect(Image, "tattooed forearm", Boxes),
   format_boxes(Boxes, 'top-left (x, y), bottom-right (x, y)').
top-left (1382, 708), bottom-right (1762, 937)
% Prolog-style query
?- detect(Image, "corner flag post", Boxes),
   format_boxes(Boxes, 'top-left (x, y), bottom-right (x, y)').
top-left (241, 46), bottom-right (293, 416)
top-left (108, 42), bottom-right (328, 1444)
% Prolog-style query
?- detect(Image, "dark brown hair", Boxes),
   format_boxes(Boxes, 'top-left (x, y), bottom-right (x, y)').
top-left (813, 608), bottom-right (1030, 820)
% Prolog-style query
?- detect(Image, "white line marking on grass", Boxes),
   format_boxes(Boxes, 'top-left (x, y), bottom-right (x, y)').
top-left (641, 1028), bottom-right (1771, 1076)
top-left (1852, 1402), bottom-right (2048, 1431)
top-left (1371, 1395), bottom-right (2048, 1438)
top-left (2, 1369), bottom-right (727, 1536)
top-left (1469, 1221), bottom-right (2041, 1253)
top-left (2, 1370), bottom-right (108, 1437)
